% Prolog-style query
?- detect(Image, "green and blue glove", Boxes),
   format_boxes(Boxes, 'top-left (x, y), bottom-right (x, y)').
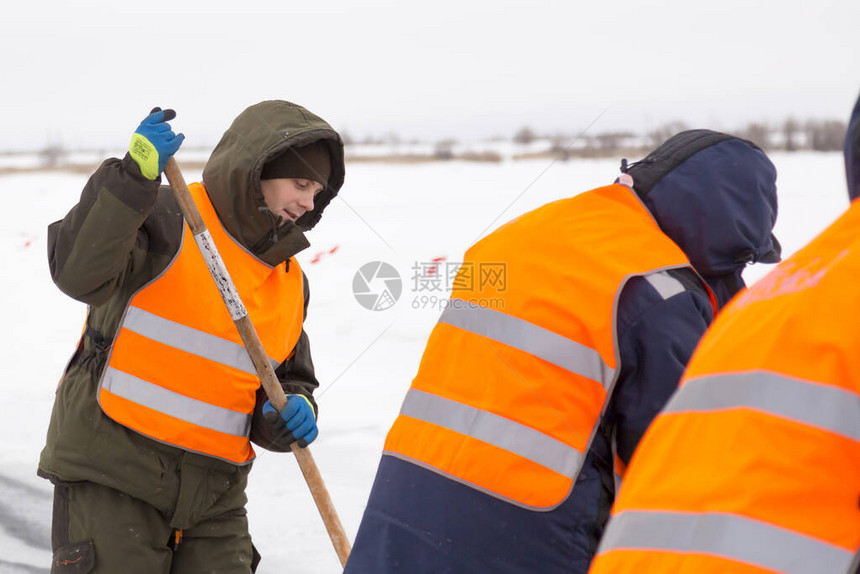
top-left (263, 394), bottom-right (318, 448)
top-left (129, 107), bottom-right (184, 180)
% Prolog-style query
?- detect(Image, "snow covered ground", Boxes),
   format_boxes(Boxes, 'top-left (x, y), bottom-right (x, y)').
top-left (0, 151), bottom-right (849, 572)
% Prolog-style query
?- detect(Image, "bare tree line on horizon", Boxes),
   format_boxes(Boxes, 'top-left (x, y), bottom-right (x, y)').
top-left (344, 117), bottom-right (847, 151)
top-left (514, 118), bottom-right (848, 156)
top-left (20, 117), bottom-right (851, 169)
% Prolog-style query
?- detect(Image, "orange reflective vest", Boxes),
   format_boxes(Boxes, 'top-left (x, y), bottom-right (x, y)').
top-left (591, 200), bottom-right (860, 573)
top-left (97, 182), bottom-right (305, 465)
top-left (384, 183), bottom-right (715, 509)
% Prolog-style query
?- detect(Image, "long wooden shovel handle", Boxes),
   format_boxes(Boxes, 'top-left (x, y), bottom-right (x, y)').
top-left (163, 158), bottom-right (352, 566)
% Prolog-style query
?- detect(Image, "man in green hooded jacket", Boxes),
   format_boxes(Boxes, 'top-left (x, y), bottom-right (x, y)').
top-left (39, 101), bottom-right (345, 573)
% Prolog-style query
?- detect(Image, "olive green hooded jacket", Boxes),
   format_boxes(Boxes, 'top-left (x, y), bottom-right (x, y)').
top-left (39, 101), bottom-right (345, 529)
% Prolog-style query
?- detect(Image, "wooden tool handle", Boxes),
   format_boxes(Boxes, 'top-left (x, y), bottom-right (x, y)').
top-left (163, 158), bottom-right (352, 566)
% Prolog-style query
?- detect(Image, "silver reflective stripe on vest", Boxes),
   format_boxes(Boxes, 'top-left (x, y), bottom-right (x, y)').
top-left (664, 371), bottom-right (860, 442)
top-left (645, 270), bottom-right (686, 300)
top-left (599, 510), bottom-right (853, 574)
top-left (124, 306), bottom-right (281, 374)
top-left (400, 389), bottom-right (583, 477)
top-left (103, 367), bottom-right (252, 437)
top-left (438, 302), bottom-right (615, 388)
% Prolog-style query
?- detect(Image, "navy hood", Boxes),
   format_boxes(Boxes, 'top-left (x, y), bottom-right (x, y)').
top-left (845, 91), bottom-right (860, 202)
top-left (625, 130), bottom-right (779, 304)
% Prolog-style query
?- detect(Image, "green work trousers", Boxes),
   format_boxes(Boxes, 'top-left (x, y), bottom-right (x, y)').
top-left (50, 480), bottom-right (259, 573)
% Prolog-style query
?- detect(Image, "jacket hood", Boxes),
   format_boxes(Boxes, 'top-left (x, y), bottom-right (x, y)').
top-left (625, 129), bottom-right (780, 279)
top-left (202, 100), bottom-right (345, 266)
top-left (845, 91), bottom-right (860, 202)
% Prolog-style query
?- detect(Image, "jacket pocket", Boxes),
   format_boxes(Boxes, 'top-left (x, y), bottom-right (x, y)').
top-left (51, 539), bottom-right (95, 573)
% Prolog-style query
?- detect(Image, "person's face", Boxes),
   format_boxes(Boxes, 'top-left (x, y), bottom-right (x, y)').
top-left (260, 178), bottom-right (324, 222)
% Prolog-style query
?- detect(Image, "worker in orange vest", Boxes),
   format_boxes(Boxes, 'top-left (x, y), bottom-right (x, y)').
top-left (39, 103), bottom-right (345, 573)
top-left (345, 130), bottom-right (781, 574)
top-left (589, 94), bottom-right (860, 574)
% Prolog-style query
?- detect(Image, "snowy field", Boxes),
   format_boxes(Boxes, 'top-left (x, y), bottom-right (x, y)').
top-left (0, 151), bottom-right (850, 572)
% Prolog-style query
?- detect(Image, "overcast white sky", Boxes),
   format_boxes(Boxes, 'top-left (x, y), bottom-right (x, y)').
top-left (2, 0), bottom-right (859, 151)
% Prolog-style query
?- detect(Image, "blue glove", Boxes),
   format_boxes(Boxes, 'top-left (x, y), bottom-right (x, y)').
top-left (262, 394), bottom-right (318, 448)
top-left (129, 107), bottom-right (184, 180)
